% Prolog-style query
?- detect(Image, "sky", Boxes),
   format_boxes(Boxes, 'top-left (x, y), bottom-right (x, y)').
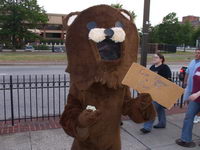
top-left (37, 0), bottom-right (200, 28)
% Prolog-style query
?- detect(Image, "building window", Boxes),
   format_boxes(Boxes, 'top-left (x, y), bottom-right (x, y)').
top-left (45, 25), bottom-right (62, 30)
top-left (46, 33), bottom-right (61, 38)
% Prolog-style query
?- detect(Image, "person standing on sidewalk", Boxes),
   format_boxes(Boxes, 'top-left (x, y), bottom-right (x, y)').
top-left (176, 49), bottom-right (200, 148)
top-left (140, 53), bottom-right (171, 134)
top-left (182, 49), bottom-right (200, 124)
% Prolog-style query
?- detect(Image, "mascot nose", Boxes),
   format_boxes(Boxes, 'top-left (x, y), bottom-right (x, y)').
top-left (104, 28), bottom-right (114, 39)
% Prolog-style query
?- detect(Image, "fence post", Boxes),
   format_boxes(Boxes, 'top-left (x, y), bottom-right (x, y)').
top-left (180, 81), bottom-right (184, 108)
top-left (10, 75), bottom-right (14, 126)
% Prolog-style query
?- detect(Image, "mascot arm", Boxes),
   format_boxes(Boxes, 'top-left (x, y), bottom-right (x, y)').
top-left (122, 88), bottom-right (156, 123)
top-left (60, 94), bottom-right (89, 141)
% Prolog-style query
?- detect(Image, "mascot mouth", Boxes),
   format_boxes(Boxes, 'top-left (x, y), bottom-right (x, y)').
top-left (97, 39), bottom-right (121, 61)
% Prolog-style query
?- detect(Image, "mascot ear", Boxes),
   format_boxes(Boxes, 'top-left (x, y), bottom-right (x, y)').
top-left (119, 9), bottom-right (133, 22)
top-left (63, 12), bottom-right (80, 30)
top-left (63, 12), bottom-right (79, 73)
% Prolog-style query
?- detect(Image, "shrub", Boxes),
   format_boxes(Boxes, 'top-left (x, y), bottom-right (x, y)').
top-left (33, 44), bottom-right (49, 50)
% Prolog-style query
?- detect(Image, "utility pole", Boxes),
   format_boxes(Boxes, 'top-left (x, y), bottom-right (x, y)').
top-left (140, 0), bottom-right (151, 67)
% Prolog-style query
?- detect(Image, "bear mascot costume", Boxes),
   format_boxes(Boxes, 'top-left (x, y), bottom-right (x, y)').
top-left (60, 5), bottom-right (156, 150)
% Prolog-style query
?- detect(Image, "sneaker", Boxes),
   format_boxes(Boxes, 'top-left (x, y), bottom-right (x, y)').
top-left (153, 125), bottom-right (166, 129)
top-left (175, 139), bottom-right (196, 148)
top-left (140, 128), bottom-right (151, 134)
top-left (193, 116), bottom-right (199, 124)
top-left (197, 116), bottom-right (200, 123)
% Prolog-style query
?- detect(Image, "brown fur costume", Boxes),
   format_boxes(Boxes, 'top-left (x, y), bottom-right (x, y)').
top-left (60, 5), bottom-right (156, 150)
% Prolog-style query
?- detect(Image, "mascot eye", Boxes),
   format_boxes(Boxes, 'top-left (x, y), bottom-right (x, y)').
top-left (115, 21), bottom-right (124, 28)
top-left (87, 21), bottom-right (97, 30)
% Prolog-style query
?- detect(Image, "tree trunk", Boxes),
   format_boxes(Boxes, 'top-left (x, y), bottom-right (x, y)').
top-left (12, 35), bottom-right (16, 52)
top-left (183, 43), bottom-right (185, 52)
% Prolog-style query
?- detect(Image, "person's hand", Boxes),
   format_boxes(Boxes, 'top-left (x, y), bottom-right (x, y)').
top-left (78, 109), bottom-right (101, 128)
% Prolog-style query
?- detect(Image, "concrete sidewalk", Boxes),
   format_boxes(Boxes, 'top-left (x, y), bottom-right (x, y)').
top-left (0, 113), bottom-right (199, 150)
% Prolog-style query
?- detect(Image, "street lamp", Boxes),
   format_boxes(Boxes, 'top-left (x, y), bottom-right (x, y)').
top-left (140, 0), bottom-right (151, 67)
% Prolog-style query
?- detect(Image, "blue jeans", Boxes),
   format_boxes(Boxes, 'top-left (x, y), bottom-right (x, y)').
top-left (143, 101), bottom-right (166, 131)
top-left (181, 101), bottom-right (200, 142)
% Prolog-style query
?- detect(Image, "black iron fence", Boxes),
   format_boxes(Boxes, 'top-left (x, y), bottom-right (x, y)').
top-left (0, 74), bottom-right (70, 125)
top-left (0, 72), bottom-right (187, 126)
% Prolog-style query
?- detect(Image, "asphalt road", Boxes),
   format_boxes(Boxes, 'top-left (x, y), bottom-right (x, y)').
top-left (0, 65), bottom-right (67, 76)
top-left (0, 64), bottom-right (187, 76)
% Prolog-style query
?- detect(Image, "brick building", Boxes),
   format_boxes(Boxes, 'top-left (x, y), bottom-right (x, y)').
top-left (182, 15), bottom-right (200, 28)
top-left (38, 13), bottom-right (67, 40)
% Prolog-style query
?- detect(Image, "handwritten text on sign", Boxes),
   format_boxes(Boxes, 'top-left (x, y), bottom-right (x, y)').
top-left (122, 63), bottom-right (184, 109)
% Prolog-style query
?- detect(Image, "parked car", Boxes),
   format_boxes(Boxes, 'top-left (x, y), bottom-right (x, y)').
top-left (179, 66), bottom-right (187, 81)
top-left (54, 46), bottom-right (64, 53)
top-left (25, 45), bottom-right (35, 52)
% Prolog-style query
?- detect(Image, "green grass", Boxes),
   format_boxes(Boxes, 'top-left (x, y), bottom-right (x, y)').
top-left (161, 51), bottom-right (194, 55)
top-left (0, 52), bottom-right (67, 63)
top-left (0, 51), bottom-right (195, 64)
top-left (139, 52), bottom-right (194, 63)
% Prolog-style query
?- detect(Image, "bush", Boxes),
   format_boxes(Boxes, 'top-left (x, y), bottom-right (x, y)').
top-left (40, 39), bottom-right (65, 45)
top-left (33, 44), bottom-right (49, 50)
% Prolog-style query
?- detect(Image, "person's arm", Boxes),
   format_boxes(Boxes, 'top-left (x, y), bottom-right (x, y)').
top-left (183, 60), bottom-right (193, 88)
top-left (159, 65), bottom-right (171, 80)
top-left (166, 65), bottom-right (172, 81)
top-left (189, 91), bottom-right (200, 101)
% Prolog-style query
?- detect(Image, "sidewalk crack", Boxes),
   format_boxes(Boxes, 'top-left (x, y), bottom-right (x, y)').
top-left (121, 127), bottom-right (151, 150)
top-left (167, 120), bottom-right (200, 138)
top-left (29, 131), bottom-right (33, 150)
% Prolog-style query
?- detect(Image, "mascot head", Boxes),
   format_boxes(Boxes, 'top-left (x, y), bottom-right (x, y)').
top-left (64, 5), bottom-right (139, 90)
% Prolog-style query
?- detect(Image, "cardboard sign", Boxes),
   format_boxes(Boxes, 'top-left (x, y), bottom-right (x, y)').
top-left (122, 63), bottom-right (184, 109)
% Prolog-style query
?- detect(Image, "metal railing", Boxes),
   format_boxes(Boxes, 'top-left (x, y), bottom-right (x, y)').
top-left (0, 74), bottom-right (69, 125)
top-left (0, 72), bottom-right (187, 126)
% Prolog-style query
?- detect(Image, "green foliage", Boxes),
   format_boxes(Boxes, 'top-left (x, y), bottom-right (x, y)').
top-left (149, 25), bottom-right (159, 43)
top-left (157, 12), bottom-right (180, 45)
top-left (177, 21), bottom-right (194, 46)
top-left (192, 27), bottom-right (200, 46)
top-left (111, 3), bottom-right (123, 9)
top-left (149, 12), bottom-right (198, 47)
top-left (0, 0), bottom-right (48, 50)
top-left (33, 44), bottom-right (49, 50)
top-left (111, 3), bottom-right (136, 20)
top-left (162, 12), bottom-right (178, 24)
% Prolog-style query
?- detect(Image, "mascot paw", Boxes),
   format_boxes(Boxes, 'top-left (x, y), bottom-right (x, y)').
top-left (132, 93), bottom-right (156, 122)
top-left (137, 93), bottom-right (153, 110)
top-left (78, 109), bottom-right (101, 128)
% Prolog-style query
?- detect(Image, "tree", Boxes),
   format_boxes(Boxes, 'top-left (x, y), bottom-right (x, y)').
top-left (157, 12), bottom-right (180, 45)
top-left (148, 12), bottom-right (198, 49)
top-left (149, 25), bottom-right (159, 43)
top-left (111, 3), bottom-right (136, 21)
top-left (177, 21), bottom-right (194, 51)
top-left (192, 27), bottom-right (200, 47)
top-left (111, 3), bottom-right (123, 9)
top-left (162, 12), bottom-right (178, 24)
top-left (0, 0), bottom-right (48, 51)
